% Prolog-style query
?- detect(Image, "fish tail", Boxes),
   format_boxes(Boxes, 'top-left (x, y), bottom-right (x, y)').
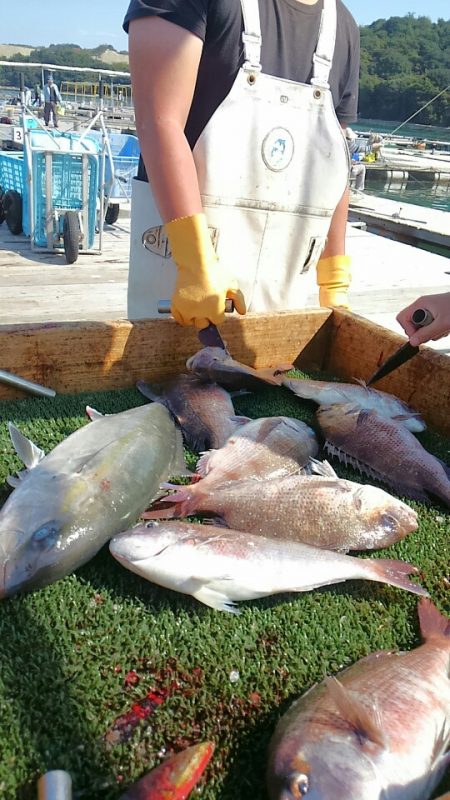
top-left (368, 558), bottom-right (429, 597)
top-left (418, 598), bottom-right (450, 641)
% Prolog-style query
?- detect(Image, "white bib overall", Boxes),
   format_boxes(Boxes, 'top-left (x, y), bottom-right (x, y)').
top-left (127, 0), bottom-right (349, 319)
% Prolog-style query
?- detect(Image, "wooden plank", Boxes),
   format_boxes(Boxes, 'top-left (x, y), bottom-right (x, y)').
top-left (0, 309), bottom-right (331, 400)
top-left (326, 310), bottom-right (450, 435)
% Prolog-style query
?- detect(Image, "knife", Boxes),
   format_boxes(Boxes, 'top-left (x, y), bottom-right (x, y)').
top-left (366, 307), bottom-right (434, 386)
top-left (157, 299), bottom-right (233, 350)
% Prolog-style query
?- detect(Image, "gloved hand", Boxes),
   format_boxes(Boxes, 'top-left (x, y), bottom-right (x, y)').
top-left (165, 213), bottom-right (246, 329)
top-left (317, 255), bottom-right (352, 309)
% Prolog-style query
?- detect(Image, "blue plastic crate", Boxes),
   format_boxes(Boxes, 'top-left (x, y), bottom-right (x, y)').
top-left (106, 154), bottom-right (139, 200)
top-left (28, 150), bottom-right (99, 247)
top-left (0, 152), bottom-right (25, 194)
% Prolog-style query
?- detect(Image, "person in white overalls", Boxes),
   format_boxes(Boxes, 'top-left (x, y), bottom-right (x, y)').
top-left (126, 0), bottom-right (359, 328)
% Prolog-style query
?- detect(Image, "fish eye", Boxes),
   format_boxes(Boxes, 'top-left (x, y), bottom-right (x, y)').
top-left (32, 522), bottom-right (59, 549)
top-left (380, 513), bottom-right (397, 533)
top-left (289, 773), bottom-right (309, 797)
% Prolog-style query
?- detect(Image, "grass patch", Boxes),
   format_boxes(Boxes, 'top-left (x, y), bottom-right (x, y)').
top-left (0, 379), bottom-right (448, 799)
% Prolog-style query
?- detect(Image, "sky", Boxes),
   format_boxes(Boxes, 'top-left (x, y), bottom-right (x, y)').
top-left (0, 0), bottom-right (448, 52)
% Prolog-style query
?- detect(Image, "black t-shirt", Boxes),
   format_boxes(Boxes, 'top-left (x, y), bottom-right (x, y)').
top-left (124, 0), bottom-right (360, 177)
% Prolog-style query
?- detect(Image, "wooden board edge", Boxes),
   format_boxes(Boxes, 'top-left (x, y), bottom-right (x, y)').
top-left (0, 310), bottom-right (332, 401)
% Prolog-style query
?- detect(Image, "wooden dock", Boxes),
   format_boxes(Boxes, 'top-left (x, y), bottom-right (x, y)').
top-left (349, 193), bottom-right (450, 254)
top-left (0, 208), bottom-right (449, 355)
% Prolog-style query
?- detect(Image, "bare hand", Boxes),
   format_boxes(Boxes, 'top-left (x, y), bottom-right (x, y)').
top-left (396, 292), bottom-right (450, 346)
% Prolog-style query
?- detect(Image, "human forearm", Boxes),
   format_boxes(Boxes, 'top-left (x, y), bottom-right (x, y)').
top-left (321, 185), bottom-right (349, 258)
top-left (136, 116), bottom-right (202, 222)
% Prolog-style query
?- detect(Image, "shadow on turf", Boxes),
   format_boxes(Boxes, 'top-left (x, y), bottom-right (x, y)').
top-left (0, 600), bottom-right (115, 800)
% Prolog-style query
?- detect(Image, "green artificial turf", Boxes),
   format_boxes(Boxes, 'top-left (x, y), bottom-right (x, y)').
top-left (0, 378), bottom-right (449, 799)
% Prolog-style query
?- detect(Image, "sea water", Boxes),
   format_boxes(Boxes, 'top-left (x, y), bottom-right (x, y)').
top-left (356, 119), bottom-right (450, 212)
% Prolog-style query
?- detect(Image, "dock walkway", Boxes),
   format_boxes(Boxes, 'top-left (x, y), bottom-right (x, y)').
top-left (0, 210), bottom-right (449, 354)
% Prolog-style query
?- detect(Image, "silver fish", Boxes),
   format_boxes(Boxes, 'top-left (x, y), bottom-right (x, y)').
top-left (186, 347), bottom-right (291, 391)
top-left (267, 598), bottom-right (450, 800)
top-left (109, 521), bottom-right (427, 614)
top-left (0, 403), bottom-right (186, 598)
top-left (146, 462), bottom-right (418, 552)
top-left (136, 373), bottom-right (248, 452)
top-left (195, 416), bottom-right (319, 483)
top-left (317, 403), bottom-right (450, 506)
top-left (283, 377), bottom-right (426, 433)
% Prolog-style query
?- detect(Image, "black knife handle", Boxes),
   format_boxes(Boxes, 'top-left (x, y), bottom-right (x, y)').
top-left (411, 308), bottom-right (434, 328)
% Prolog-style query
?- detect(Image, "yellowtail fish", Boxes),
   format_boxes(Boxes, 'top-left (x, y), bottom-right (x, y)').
top-left (267, 598), bottom-right (450, 800)
top-left (110, 520), bottom-right (427, 614)
top-left (0, 403), bottom-right (186, 598)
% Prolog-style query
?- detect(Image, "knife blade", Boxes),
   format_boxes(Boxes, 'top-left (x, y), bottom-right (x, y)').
top-left (366, 307), bottom-right (434, 386)
top-left (157, 298), bottom-right (233, 351)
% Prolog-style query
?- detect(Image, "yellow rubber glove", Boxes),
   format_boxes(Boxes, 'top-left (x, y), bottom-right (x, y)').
top-left (165, 213), bottom-right (246, 329)
top-left (317, 255), bottom-right (352, 309)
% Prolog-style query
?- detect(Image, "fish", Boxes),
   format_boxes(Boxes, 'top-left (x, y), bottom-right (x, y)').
top-left (186, 346), bottom-right (292, 391)
top-left (119, 741), bottom-right (214, 800)
top-left (282, 377), bottom-right (426, 433)
top-left (316, 403), bottom-right (450, 507)
top-left (0, 403), bottom-right (187, 598)
top-left (267, 598), bottom-right (450, 800)
top-left (435, 794), bottom-right (450, 799)
top-left (194, 416), bottom-right (319, 484)
top-left (144, 462), bottom-right (418, 552)
top-left (109, 520), bottom-right (427, 614)
top-left (136, 373), bottom-right (249, 452)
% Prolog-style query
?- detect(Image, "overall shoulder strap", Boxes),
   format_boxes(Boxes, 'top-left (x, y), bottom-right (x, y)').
top-left (311, 0), bottom-right (337, 89)
top-left (240, 0), bottom-right (262, 73)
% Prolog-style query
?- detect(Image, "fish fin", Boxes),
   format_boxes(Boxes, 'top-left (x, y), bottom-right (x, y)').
top-left (418, 598), bottom-right (450, 642)
top-left (229, 415), bottom-right (252, 430)
top-left (196, 450), bottom-right (215, 478)
top-left (85, 405), bottom-right (109, 420)
top-left (170, 426), bottom-right (192, 476)
top-left (135, 379), bottom-right (162, 402)
top-left (325, 677), bottom-right (386, 749)
top-left (229, 389), bottom-right (252, 398)
top-left (366, 558), bottom-right (429, 597)
top-left (8, 422), bottom-right (45, 468)
top-left (191, 585), bottom-right (240, 614)
top-left (309, 458), bottom-right (337, 478)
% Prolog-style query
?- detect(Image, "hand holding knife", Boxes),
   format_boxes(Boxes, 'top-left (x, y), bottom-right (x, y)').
top-left (157, 298), bottom-right (233, 351)
top-left (366, 307), bottom-right (434, 386)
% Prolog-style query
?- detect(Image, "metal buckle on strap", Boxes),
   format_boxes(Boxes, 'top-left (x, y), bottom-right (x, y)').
top-left (241, 31), bottom-right (262, 73)
top-left (311, 53), bottom-right (331, 89)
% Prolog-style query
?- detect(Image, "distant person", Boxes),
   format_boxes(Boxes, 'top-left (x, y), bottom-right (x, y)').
top-left (345, 127), bottom-right (367, 192)
top-left (397, 292), bottom-right (450, 346)
top-left (43, 77), bottom-right (62, 128)
top-left (33, 83), bottom-right (42, 107)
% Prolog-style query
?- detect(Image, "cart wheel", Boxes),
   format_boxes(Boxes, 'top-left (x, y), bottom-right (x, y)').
top-left (3, 189), bottom-right (22, 234)
top-left (105, 203), bottom-right (120, 225)
top-left (63, 211), bottom-right (80, 264)
top-left (0, 188), bottom-right (5, 225)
